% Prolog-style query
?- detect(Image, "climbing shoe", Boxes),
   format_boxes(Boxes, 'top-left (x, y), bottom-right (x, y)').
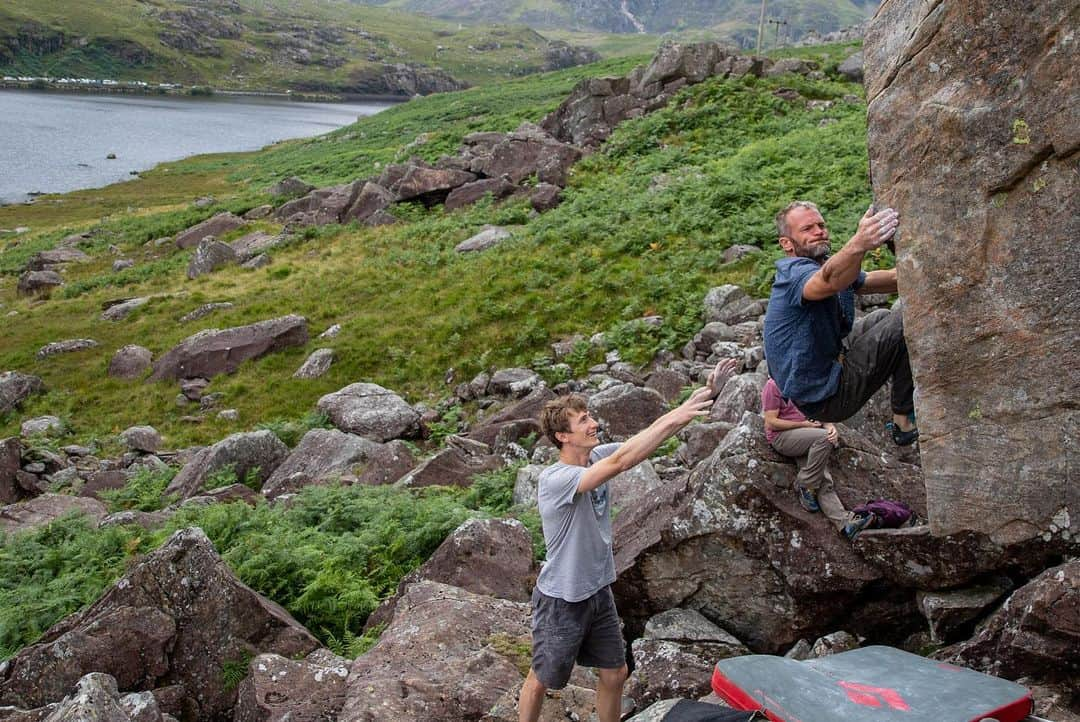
top-left (796, 484), bottom-right (820, 513)
top-left (843, 512), bottom-right (876, 540)
top-left (886, 421), bottom-right (919, 446)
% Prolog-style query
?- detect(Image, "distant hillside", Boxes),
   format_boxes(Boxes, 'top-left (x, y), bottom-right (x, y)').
top-left (0, 0), bottom-right (603, 95)
top-left (353, 0), bottom-right (879, 46)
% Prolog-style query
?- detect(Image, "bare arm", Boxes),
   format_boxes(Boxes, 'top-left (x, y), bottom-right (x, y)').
top-left (858, 269), bottom-right (898, 295)
top-left (576, 359), bottom-right (738, 493)
top-left (763, 409), bottom-right (821, 432)
top-left (802, 206), bottom-right (899, 302)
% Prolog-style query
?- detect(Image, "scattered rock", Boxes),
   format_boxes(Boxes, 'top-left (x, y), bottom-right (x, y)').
top-left (317, 382), bottom-right (420, 442)
top-left (588, 383), bottom-right (667, 440)
top-left (17, 270), bottom-right (64, 297)
top-left (178, 302), bottom-right (234, 323)
top-left (187, 237), bottom-right (238, 279)
top-left (37, 338), bottom-right (99, 360)
top-left (268, 176), bottom-right (315, 197)
top-left (108, 345), bottom-right (153, 379)
top-left (703, 285), bottom-right (764, 325)
top-left (150, 315), bottom-right (309, 381)
top-left (165, 429), bottom-right (289, 500)
top-left (120, 426), bottom-right (162, 454)
top-left (455, 226), bottom-right (511, 253)
top-left (0, 493), bottom-right (108, 536)
top-left (838, 51), bottom-right (864, 83)
top-left (293, 348), bottom-right (334, 379)
top-left (917, 577), bottom-right (1014, 643)
top-left (0, 371), bottom-right (45, 415)
top-left (112, 259), bottom-right (134, 272)
top-left (261, 428), bottom-right (382, 500)
top-left (101, 297), bottom-right (149, 321)
top-left (20, 416), bottom-right (64, 437)
top-left (174, 212), bottom-right (245, 250)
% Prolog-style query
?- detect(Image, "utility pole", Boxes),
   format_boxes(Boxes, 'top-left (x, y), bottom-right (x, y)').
top-left (756, 0), bottom-right (767, 54)
top-left (767, 18), bottom-right (788, 48)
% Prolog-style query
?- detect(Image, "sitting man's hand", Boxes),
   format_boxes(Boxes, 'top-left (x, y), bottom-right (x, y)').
top-left (824, 422), bottom-right (839, 446)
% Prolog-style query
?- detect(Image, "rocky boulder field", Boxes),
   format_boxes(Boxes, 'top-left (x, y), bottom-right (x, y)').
top-left (0, 2), bottom-right (1077, 720)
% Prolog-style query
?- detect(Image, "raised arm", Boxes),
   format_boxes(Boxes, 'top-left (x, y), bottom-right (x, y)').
top-left (576, 359), bottom-right (738, 493)
top-left (802, 206), bottom-right (899, 301)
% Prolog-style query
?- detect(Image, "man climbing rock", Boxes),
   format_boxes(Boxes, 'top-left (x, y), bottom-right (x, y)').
top-left (518, 359), bottom-right (737, 722)
top-left (763, 201), bottom-right (917, 445)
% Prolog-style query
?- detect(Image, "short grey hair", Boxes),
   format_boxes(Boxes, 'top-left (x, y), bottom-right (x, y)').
top-left (775, 200), bottom-right (821, 238)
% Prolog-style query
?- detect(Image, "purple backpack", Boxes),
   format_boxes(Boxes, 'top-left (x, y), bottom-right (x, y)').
top-left (852, 500), bottom-right (914, 528)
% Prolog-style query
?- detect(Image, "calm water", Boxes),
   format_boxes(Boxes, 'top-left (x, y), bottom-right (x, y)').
top-left (0, 90), bottom-right (394, 205)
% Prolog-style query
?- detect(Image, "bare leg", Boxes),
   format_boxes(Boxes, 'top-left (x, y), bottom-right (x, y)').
top-left (595, 665), bottom-right (628, 722)
top-left (518, 669), bottom-right (546, 722)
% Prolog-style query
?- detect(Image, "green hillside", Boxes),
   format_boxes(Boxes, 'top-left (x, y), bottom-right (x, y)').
top-left (0, 42), bottom-right (880, 655)
top-left (0, 0), bottom-right (615, 93)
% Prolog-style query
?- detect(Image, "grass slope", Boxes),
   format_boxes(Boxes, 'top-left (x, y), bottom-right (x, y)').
top-left (0, 43), bottom-right (887, 658)
top-left (0, 0), bottom-right (627, 91)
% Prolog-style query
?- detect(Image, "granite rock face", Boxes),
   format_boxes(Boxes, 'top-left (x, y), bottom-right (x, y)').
top-left (864, 0), bottom-right (1080, 545)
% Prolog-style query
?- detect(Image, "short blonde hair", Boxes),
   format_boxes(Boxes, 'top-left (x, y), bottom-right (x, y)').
top-left (775, 200), bottom-right (820, 238)
top-left (540, 394), bottom-right (588, 449)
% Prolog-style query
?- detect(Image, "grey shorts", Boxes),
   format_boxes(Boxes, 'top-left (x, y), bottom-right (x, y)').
top-left (530, 586), bottom-right (626, 690)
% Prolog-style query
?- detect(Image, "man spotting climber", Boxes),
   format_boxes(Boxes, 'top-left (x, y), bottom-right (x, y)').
top-left (763, 201), bottom-right (918, 446)
top-left (518, 359), bottom-right (737, 722)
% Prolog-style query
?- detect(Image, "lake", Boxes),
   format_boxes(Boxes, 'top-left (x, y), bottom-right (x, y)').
top-left (0, 90), bottom-right (394, 205)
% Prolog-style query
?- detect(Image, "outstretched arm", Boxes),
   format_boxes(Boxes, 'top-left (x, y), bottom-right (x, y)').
top-left (858, 269), bottom-right (898, 295)
top-left (577, 359), bottom-right (738, 493)
top-left (802, 206), bottom-right (899, 301)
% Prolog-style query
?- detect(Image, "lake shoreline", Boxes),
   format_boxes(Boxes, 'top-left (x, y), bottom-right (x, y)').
top-left (0, 81), bottom-right (410, 104)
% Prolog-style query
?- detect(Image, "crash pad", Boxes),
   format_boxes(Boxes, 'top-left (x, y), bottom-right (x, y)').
top-left (711, 645), bottom-right (1032, 722)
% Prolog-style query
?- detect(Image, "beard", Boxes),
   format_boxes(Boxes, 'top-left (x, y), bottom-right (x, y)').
top-left (794, 240), bottom-right (829, 259)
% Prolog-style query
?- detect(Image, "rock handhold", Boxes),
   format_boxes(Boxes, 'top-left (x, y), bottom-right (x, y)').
top-left (187, 237), bottom-right (238, 279)
top-left (0, 527), bottom-right (320, 716)
top-left (316, 382), bottom-right (420, 442)
top-left (0, 371), bottom-right (45, 415)
top-left (108, 345), bottom-right (153, 380)
top-left (174, 212), bottom-right (246, 250)
top-left (37, 338), bottom-right (99, 360)
top-left (454, 226), bottom-right (511, 253)
top-left (150, 315), bottom-right (309, 381)
top-left (165, 429), bottom-right (289, 500)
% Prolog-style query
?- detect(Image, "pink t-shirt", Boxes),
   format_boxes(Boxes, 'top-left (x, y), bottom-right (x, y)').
top-left (761, 378), bottom-right (807, 443)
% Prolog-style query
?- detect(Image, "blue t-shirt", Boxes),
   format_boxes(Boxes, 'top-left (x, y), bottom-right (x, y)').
top-left (763, 256), bottom-right (865, 405)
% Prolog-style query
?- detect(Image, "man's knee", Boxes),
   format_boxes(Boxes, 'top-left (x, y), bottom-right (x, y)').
top-left (597, 665), bottom-right (628, 688)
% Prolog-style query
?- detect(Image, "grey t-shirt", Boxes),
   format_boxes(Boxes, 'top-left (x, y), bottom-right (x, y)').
top-left (535, 443), bottom-right (620, 602)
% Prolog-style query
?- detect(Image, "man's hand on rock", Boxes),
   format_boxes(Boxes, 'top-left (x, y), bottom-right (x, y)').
top-left (853, 205), bottom-right (899, 252)
top-left (824, 422), bottom-right (839, 446)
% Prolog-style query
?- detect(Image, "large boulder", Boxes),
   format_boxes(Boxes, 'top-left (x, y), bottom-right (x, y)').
top-left (261, 428), bottom-right (381, 500)
top-left (475, 125), bottom-right (582, 187)
top-left (108, 346), bottom-right (153, 380)
top-left (186, 237), bottom-right (238, 279)
top-left (0, 371), bottom-right (44, 415)
top-left (364, 517), bottom-right (536, 632)
top-left (316, 383), bottom-right (420, 442)
top-left (340, 581), bottom-right (530, 722)
top-left (234, 649), bottom-right (349, 722)
top-left (444, 177), bottom-right (517, 211)
top-left (174, 212), bottom-right (245, 249)
top-left (611, 413), bottom-right (927, 653)
top-left (341, 182), bottom-right (395, 224)
top-left (150, 315), bottom-right (309, 381)
top-left (395, 437), bottom-right (504, 489)
top-left (0, 494), bottom-right (108, 536)
top-left (588, 383), bottom-right (667, 441)
top-left (165, 430), bottom-right (288, 500)
top-left (941, 560), bottom-right (1079, 684)
top-left (626, 609), bottom-right (749, 709)
top-left (387, 164), bottom-right (476, 206)
top-left (16, 270), bottom-right (63, 297)
top-left (0, 528), bottom-right (319, 717)
top-left (864, 0), bottom-right (1080, 545)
